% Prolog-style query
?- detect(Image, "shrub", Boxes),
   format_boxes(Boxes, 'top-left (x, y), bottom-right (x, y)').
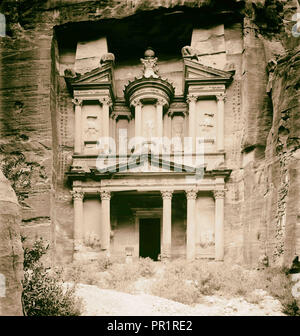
top-left (21, 237), bottom-right (82, 316)
top-left (138, 257), bottom-right (156, 278)
top-left (149, 260), bottom-right (300, 315)
top-left (151, 274), bottom-right (201, 305)
top-left (22, 266), bottom-right (82, 316)
top-left (283, 300), bottom-right (300, 316)
top-left (22, 236), bottom-right (48, 270)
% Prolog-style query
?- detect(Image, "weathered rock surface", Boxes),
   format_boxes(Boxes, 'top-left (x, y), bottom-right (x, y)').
top-left (0, 170), bottom-right (23, 316)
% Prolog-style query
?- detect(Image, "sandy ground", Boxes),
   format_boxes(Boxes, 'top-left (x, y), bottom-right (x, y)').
top-left (68, 283), bottom-right (285, 316)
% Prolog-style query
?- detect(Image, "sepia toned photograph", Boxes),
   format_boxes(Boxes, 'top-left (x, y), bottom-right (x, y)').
top-left (0, 0), bottom-right (300, 322)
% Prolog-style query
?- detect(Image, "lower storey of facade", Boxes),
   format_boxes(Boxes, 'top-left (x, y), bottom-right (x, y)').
top-left (71, 178), bottom-right (226, 262)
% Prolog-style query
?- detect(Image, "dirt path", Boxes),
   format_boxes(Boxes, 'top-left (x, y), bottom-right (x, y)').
top-left (71, 283), bottom-right (285, 316)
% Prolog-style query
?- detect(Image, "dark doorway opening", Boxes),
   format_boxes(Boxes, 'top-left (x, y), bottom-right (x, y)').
top-left (139, 218), bottom-right (161, 261)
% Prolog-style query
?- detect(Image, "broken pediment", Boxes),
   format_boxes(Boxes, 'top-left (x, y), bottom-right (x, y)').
top-left (65, 61), bottom-right (115, 99)
top-left (71, 63), bottom-right (113, 85)
top-left (183, 58), bottom-right (234, 94)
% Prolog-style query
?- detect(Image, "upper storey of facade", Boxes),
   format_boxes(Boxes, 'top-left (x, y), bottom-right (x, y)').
top-left (65, 45), bottom-right (234, 162)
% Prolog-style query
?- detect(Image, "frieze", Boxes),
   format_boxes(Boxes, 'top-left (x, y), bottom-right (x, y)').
top-left (74, 89), bottom-right (110, 96)
top-left (189, 85), bottom-right (225, 91)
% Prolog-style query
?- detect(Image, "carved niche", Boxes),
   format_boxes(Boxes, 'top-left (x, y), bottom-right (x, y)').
top-left (85, 116), bottom-right (100, 141)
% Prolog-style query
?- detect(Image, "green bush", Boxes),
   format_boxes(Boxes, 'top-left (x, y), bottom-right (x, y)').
top-left (21, 237), bottom-right (82, 316)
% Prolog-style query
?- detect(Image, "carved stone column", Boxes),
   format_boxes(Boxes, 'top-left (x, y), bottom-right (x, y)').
top-left (111, 113), bottom-right (117, 145)
top-left (99, 190), bottom-right (111, 253)
top-left (71, 190), bottom-right (84, 251)
top-left (99, 96), bottom-right (112, 139)
top-left (161, 190), bottom-right (173, 259)
top-left (164, 111), bottom-right (172, 140)
top-left (213, 189), bottom-right (225, 261)
top-left (187, 94), bottom-right (197, 153)
top-left (156, 99), bottom-right (165, 139)
top-left (72, 98), bottom-right (83, 154)
top-left (133, 99), bottom-right (142, 139)
top-left (186, 189), bottom-right (197, 260)
top-left (216, 93), bottom-right (226, 152)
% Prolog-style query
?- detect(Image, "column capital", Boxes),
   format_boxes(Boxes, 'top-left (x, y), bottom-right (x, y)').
top-left (99, 189), bottom-right (111, 200)
top-left (99, 96), bottom-right (112, 106)
top-left (186, 189), bottom-right (197, 200)
top-left (71, 190), bottom-right (84, 200)
top-left (132, 99), bottom-right (142, 107)
top-left (213, 189), bottom-right (225, 199)
top-left (186, 94), bottom-right (198, 104)
top-left (72, 98), bottom-right (83, 107)
top-left (156, 98), bottom-right (167, 107)
top-left (111, 112), bottom-right (117, 120)
top-left (216, 92), bottom-right (226, 102)
top-left (161, 190), bottom-right (173, 200)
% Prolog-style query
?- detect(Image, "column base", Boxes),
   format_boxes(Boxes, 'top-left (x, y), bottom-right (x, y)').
top-left (160, 253), bottom-right (171, 262)
top-left (186, 255), bottom-right (195, 261)
top-left (161, 245), bottom-right (171, 261)
top-left (73, 243), bottom-right (102, 262)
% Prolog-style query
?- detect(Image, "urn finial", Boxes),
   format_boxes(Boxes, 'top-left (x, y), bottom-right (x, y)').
top-left (140, 47), bottom-right (159, 78)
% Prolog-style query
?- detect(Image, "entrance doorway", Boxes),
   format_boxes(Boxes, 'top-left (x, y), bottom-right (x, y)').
top-left (139, 218), bottom-right (161, 261)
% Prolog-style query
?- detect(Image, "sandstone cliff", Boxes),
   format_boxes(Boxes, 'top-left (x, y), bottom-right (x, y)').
top-left (0, 170), bottom-right (23, 316)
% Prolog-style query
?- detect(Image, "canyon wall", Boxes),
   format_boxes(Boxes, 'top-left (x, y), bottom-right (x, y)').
top-left (0, 170), bottom-right (23, 316)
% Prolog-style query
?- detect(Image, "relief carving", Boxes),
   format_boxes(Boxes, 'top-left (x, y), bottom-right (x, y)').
top-left (140, 47), bottom-right (159, 78)
top-left (145, 120), bottom-right (155, 138)
top-left (172, 116), bottom-right (184, 143)
top-left (181, 46), bottom-right (200, 61)
top-left (199, 111), bottom-right (214, 131)
top-left (85, 116), bottom-right (100, 141)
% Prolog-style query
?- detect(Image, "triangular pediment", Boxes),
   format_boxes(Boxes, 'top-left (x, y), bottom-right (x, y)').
top-left (184, 59), bottom-right (234, 81)
top-left (92, 153), bottom-right (196, 175)
top-left (71, 63), bottom-right (114, 86)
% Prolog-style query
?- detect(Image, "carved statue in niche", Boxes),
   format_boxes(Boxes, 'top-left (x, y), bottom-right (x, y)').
top-left (116, 118), bottom-right (129, 152)
top-left (172, 116), bottom-right (184, 141)
top-left (145, 120), bottom-right (155, 138)
top-left (171, 115), bottom-right (184, 152)
top-left (85, 116), bottom-right (100, 141)
top-left (140, 47), bottom-right (159, 78)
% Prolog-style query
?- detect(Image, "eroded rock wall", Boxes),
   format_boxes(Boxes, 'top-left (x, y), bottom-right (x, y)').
top-left (0, 170), bottom-right (23, 316)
